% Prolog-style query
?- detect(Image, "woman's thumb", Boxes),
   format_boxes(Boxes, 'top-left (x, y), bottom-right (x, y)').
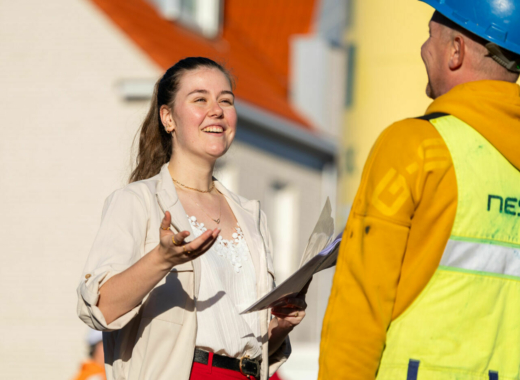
top-left (161, 211), bottom-right (171, 231)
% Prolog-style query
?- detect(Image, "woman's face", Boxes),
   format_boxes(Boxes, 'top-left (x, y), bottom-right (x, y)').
top-left (168, 67), bottom-right (237, 161)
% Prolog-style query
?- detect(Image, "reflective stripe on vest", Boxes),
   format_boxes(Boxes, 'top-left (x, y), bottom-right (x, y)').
top-left (376, 115), bottom-right (520, 380)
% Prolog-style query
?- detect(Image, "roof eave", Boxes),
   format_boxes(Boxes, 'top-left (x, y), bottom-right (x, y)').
top-left (235, 99), bottom-right (337, 161)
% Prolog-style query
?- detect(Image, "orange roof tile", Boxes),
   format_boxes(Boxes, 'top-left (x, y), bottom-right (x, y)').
top-left (90, 0), bottom-right (317, 129)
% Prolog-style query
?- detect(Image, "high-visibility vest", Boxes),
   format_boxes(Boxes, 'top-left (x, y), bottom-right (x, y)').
top-left (376, 114), bottom-right (520, 380)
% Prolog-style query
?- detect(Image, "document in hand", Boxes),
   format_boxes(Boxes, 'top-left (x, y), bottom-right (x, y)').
top-left (241, 198), bottom-right (342, 314)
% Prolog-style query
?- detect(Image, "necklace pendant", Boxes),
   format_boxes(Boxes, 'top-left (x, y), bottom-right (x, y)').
top-left (214, 218), bottom-right (221, 224)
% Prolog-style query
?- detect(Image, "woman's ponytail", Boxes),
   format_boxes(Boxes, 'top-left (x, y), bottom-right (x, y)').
top-left (129, 81), bottom-right (172, 183)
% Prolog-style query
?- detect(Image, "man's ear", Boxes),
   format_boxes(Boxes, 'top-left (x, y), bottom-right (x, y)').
top-left (449, 34), bottom-right (465, 71)
top-left (159, 105), bottom-right (175, 134)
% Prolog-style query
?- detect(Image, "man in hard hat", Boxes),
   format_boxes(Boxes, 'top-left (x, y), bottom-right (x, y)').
top-left (319, 0), bottom-right (520, 379)
top-left (72, 329), bottom-right (106, 380)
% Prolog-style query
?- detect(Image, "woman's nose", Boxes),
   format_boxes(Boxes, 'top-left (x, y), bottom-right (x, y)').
top-left (209, 101), bottom-right (224, 117)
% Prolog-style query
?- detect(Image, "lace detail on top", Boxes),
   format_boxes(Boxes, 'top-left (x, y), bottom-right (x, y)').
top-left (188, 215), bottom-right (249, 273)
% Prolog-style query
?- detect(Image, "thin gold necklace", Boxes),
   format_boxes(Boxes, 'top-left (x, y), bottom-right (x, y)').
top-left (185, 191), bottom-right (222, 225)
top-left (171, 176), bottom-right (215, 193)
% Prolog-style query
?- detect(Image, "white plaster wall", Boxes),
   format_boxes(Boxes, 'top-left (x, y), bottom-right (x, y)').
top-left (0, 1), bottom-right (160, 378)
top-left (290, 35), bottom-right (346, 139)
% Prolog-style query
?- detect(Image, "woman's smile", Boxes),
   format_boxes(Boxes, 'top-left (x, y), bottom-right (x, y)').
top-left (201, 124), bottom-right (226, 135)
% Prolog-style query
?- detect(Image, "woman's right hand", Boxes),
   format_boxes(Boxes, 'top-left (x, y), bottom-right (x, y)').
top-left (158, 211), bottom-right (220, 268)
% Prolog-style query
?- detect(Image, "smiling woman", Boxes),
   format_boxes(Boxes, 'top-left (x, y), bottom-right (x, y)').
top-left (77, 57), bottom-right (308, 380)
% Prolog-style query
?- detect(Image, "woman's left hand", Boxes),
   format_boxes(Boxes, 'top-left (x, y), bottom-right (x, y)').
top-left (271, 280), bottom-right (310, 330)
top-left (267, 281), bottom-right (310, 355)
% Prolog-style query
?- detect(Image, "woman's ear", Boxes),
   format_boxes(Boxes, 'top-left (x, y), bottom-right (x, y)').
top-left (159, 105), bottom-right (175, 134)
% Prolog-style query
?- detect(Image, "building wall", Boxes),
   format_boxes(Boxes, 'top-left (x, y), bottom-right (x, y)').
top-left (0, 0), bottom-right (161, 378)
top-left (338, 0), bottom-right (434, 225)
top-left (290, 35), bottom-right (346, 139)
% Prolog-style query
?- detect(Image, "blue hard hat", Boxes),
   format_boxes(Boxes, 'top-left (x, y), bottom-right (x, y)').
top-left (419, 0), bottom-right (520, 55)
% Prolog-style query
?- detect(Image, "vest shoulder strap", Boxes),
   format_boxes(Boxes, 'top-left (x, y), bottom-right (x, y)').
top-left (415, 112), bottom-right (450, 121)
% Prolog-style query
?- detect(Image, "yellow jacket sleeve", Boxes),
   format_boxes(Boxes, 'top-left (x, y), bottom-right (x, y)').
top-left (318, 118), bottom-right (455, 380)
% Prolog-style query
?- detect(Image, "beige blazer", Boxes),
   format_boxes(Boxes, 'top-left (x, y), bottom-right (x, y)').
top-left (77, 164), bottom-right (290, 380)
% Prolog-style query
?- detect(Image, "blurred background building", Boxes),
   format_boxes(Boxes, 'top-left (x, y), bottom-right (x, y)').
top-left (337, 0), bottom-right (435, 225)
top-left (0, 0), bottom-right (349, 379)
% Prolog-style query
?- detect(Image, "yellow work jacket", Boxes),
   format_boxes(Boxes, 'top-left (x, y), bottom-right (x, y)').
top-left (319, 80), bottom-right (520, 379)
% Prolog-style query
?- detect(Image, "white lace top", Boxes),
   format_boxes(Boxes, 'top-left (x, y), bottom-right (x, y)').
top-left (190, 216), bottom-right (262, 359)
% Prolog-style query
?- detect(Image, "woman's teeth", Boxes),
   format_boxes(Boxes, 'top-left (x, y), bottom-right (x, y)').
top-left (202, 126), bottom-right (223, 133)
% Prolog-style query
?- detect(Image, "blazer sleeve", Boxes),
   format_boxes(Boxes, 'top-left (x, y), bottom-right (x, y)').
top-left (77, 187), bottom-right (149, 332)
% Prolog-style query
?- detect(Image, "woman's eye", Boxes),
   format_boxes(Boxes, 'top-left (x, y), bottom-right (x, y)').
top-left (221, 99), bottom-right (233, 105)
top-left (195, 98), bottom-right (206, 103)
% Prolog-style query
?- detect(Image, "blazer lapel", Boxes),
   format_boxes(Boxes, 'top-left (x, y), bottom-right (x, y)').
top-left (155, 164), bottom-right (201, 297)
top-left (156, 165), bottom-right (193, 235)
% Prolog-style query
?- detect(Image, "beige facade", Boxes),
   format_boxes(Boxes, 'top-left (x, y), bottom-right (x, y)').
top-left (0, 0), bottom-right (161, 378)
top-left (0, 1), bottom-right (336, 379)
top-left (338, 0), bottom-right (434, 224)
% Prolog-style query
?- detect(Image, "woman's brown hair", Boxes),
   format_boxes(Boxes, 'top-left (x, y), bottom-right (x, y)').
top-left (129, 57), bottom-right (233, 183)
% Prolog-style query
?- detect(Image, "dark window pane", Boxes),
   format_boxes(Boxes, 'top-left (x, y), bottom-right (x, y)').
top-left (346, 44), bottom-right (357, 107)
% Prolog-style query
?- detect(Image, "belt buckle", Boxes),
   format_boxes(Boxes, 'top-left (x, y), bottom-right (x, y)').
top-left (239, 355), bottom-right (260, 379)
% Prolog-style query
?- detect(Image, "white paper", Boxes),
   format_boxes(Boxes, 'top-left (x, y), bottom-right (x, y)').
top-left (299, 198), bottom-right (335, 267)
top-left (241, 199), bottom-right (342, 314)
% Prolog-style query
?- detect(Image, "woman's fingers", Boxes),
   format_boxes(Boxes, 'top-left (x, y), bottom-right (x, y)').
top-left (271, 295), bottom-right (307, 325)
top-left (195, 228), bottom-right (220, 252)
top-left (160, 211), bottom-right (172, 232)
top-left (183, 229), bottom-right (213, 251)
top-left (272, 309), bottom-right (306, 326)
top-left (289, 298), bottom-right (307, 310)
top-left (272, 304), bottom-right (305, 315)
top-left (182, 228), bottom-right (220, 255)
top-left (299, 279), bottom-right (312, 296)
top-left (271, 307), bottom-right (293, 316)
top-left (171, 231), bottom-right (189, 247)
top-left (273, 297), bottom-right (307, 311)
top-left (160, 224), bottom-right (220, 265)
top-left (272, 308), bottom-right (306, 317)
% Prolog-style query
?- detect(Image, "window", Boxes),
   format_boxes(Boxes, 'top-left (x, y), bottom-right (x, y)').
top-left (268, 181), bottom-right (299, 283)
top-left (345, 43), bottom-right (357, 107)
top-left (346, 0), bottom-right (355, 31)
top-left (345, 146), bottom-right (355, 174)
top-left (147, 0), bottom-right (222, 38)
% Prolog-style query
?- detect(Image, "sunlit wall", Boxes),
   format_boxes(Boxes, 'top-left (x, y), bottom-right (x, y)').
top-left (338, 0), bottom-right (434, 225)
